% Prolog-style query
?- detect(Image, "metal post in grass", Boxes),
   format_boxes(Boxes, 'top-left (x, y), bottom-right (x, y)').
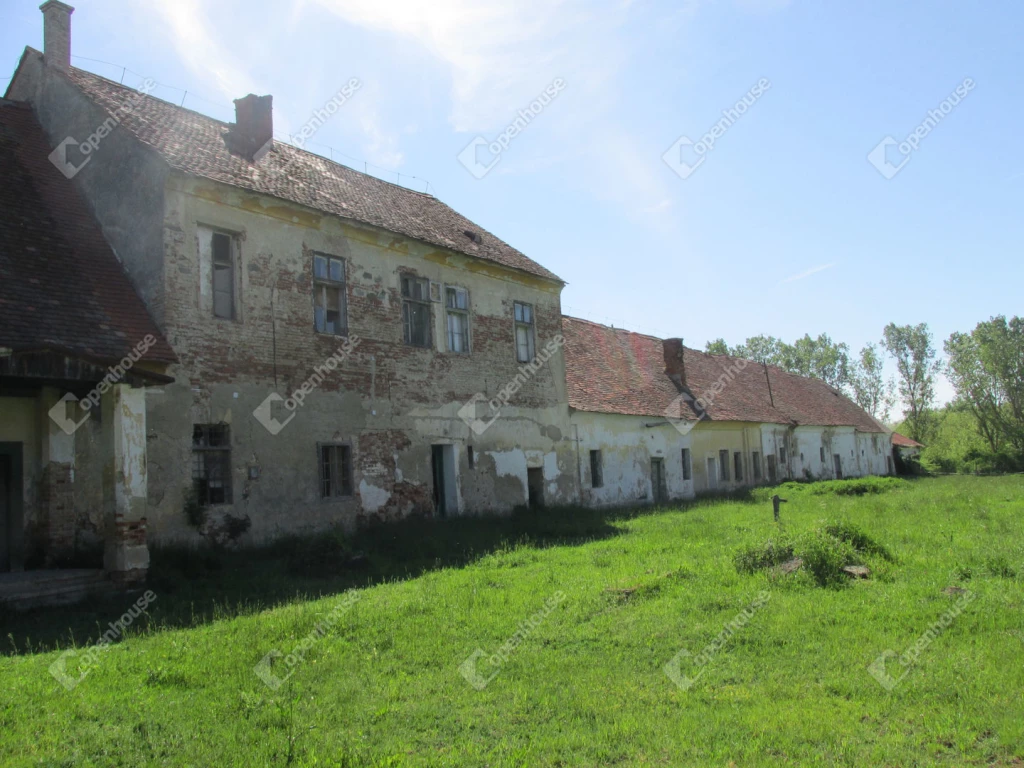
top-left (772, 494), bottom-right (787, 522)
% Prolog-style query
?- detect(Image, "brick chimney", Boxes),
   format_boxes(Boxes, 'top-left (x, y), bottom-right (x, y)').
top-left (230, 94), bottom-right (273, 161)
top-left (663, 338), bottom-right (687, 388)
top-left (40, 1), bottom-right (74, 70)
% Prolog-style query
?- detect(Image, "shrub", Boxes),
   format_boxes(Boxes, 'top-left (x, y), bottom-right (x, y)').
top-left (822, 520), bottom-right (894, 561)
top-left (734, 537), bottom-right (795, 574)
top-left (797, 529), bottom-right (860, 588)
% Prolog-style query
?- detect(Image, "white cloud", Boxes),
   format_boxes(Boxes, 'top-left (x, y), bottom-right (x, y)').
top-left (780, 262), bottom-right (837, 284)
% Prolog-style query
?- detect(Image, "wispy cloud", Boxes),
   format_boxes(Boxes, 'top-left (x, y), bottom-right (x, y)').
top-left (779, 262), bottom-right (837, 284)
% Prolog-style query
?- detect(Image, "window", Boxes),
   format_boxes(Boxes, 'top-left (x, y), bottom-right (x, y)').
top-left (446, 287), bottom-right (470, 353)
top-left (719, 449), bottom-right (730, 482)
top-left (590, 450), bottom-right (604, 488)
top-left (682, 448), bottom-right (692, 481)
top-left (313, 253), bottom-right (347, 335)
top-left (820, 446), bottom-right (826, 463)
top-left (211, 231), bottom-right (235, 319)
top-left (319, 443), bottom-right (353, 498)
top-left (467, 446), bottom-right (475, 469)
top-left (401, 275), bottom-right (432, 347)
top-left (767, 454), bottom-right (777, 482)
top-left (779, 443), bottom-right (787, 464)
top-left (734, 451), bottom-right (743, 482)
top-left (514, 301), bottom-right (536, 362)
top-left (192, 424), bottom-right (232, 506)
top-left (752, 451), bottom-right (762, 481)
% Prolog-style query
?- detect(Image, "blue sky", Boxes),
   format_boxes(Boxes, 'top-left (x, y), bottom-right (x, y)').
top-left (3, 0), bottom-right (1021, 411)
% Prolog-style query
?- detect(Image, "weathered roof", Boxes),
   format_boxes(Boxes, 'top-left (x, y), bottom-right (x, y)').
top-left (891, 432), bottom-right (923, 448)
top-left (562, 316), bottom-right (885, 432)
top-left (0, 98), bottom-right (175, 365)
top-left (48, 55), bottom-right (561, 284)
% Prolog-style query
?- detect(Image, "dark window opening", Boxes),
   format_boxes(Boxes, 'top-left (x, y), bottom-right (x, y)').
top-left (401, 275), bottom-right (432, 347)
top-left (319, 443), bottom-right (353, 498)
top-left (734, 451), bottom-right (743, 482)
top-left (719, 449), bottom-right (730, 482)
top-left (752, 451), bottom-right (762, 481)
top-left (212, 231), bottom-right (235, 320)
top-left (590, 450), bottom-right (603, 488)
top-left (192, 424), bottom-right (232, 506)
top-left (467, 446), bottom-right (475, 469)
top-left (681, 448), bottom-right (692, 481)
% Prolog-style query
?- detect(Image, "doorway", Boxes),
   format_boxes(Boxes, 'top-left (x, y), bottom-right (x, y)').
top-left (431, 444), bottom-right (458, 517)
top-left (833, 453), bottom-right (843, 479)
top-left (0, 443), bottom-right (24, 573)
top-left (706, 457), bottom-right (718, 491)
top-left (651, 458), bottom-right (667, 504)
top-left (527, 468), bottom-right (544, 508)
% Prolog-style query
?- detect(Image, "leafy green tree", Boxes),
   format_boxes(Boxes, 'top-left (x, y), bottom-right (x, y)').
top-left (780, 333), bottom-right (851, 390)
top-left (705, 338), bottom-right (730, 355)
top-left (882, 323), bottom-right (940, 442)
top-left (944, 316), bottom-right (1024, 455)
top-left (733, 335), bottom-right (785, 366)
top-left (850, 343), bottom-right (895, 421)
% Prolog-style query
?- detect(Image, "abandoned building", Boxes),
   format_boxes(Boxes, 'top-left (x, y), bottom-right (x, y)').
top-left (0, 3), bottom-right (894, 598)
top-left (563, 317), bottom-right (893, 506)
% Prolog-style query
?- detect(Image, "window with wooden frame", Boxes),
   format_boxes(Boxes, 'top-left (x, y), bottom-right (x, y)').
top-left (318, 443), bottom-right (353, 498)
top-left (514, 301), bottom-right (535, 362)
top-left (401, 274), bottom-right (432, 347)
top-left (446, 286), bottom-right (470, 353)
top-left (590, 450), bottom-right (603, 488)
top-left (681, 448), bottom-right (692, 481)
top-left (192, 424), bottom-right (233, 506)
top-left (313, 253), bottom-right (347, 336)
top-left (211, 231), bottom-right (236, 320)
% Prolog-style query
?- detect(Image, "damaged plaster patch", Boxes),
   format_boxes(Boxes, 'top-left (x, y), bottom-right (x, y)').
top-left (359, 479), bottom-right (392, 513)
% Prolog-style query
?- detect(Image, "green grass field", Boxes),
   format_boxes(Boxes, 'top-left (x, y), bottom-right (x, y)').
top-left (2, 475), bottom-right (1023, 767)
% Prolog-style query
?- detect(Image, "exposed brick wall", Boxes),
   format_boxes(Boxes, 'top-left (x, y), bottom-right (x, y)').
top-left (41, 461), bottom-right (75, 561)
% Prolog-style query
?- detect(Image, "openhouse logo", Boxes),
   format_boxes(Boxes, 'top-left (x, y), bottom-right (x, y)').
top-left (458, 78), bottom-right (567, 179)
top-left (663, 78), bottom-right (771, 180)
top-left (867, 77), bottom-right (975, 179)
top-left (253, 336), bottom-right (360, 435)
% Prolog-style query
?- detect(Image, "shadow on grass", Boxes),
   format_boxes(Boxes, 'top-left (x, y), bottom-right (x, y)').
top-left (1, 503), bottom-right (655, 656)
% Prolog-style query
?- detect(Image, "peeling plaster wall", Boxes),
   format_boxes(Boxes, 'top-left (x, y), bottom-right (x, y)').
top-left (570, 411), bottom-right (694, 507)
top-left (143, 178), bottom-right (576, 543)
top-left (689, 422), bottom-right (765, 493)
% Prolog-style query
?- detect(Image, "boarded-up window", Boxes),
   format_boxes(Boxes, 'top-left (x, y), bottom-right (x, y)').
top-left (590, 450), bottom-right (603, 488)
top-left (446, 287), bottom-right (470, 353)
top-left (681, 448), bottom-right (692, 481)
top-left (314, 254), bottom-right (347, 335)
top-left (192, 424), bottom-right (232, 506)
top-left (514, 301), bottom-right (536, 362)
top-left (211, 231), bottom-right (235, 319)
top-left (319, 443), bottom-right (353, 498)
top-left (401, 275), bottom-right (432, 347)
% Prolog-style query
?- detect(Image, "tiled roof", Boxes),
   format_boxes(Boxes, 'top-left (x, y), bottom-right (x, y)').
top-left (891, 432), bottom-right (923, 448)
top-left (52, 56), bottom-right (562, 284)
top-left (0, 99), bottom-right (175, 365)
top-left (562, 316), bottom-right (886, 432)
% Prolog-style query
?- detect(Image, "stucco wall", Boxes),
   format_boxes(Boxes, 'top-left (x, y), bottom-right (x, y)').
top-left (570, 411), bottom-right (694, 506)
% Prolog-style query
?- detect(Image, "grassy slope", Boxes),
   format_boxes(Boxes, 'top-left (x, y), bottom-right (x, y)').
top-left (1, 476), bottom-right (1023, 767)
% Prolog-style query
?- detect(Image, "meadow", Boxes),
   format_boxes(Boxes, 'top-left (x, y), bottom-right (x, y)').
top-left (2, 475), bottom-right (1022, 767)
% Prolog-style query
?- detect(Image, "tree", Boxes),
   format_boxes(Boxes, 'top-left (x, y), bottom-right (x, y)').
top-left (733, 335), bottom-right (785, 366)
top-left (944, 316), bottom-right (1024, 455)
top-left (705, 338), bottom-right (730, 355)
top-left (850, 343), bottom-right (895, 422)
top-left (781, 333), bottom-right (851, 390)
top-left (882, 323), bottom-right (940, 442)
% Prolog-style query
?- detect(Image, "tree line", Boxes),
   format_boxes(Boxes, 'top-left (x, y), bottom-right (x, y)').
top-left (705, 316), bottom-right (1024, 473)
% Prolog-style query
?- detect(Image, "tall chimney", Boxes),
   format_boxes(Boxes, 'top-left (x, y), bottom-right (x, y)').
top-left (231, 94), bottom-right (273, 161)
top-left (40, 1), bottom-right (74, 70)
top-left (663, 338), bottom-right (687, 388)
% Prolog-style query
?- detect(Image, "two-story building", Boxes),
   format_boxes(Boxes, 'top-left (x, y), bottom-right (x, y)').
top-left (3, 2), bottom-right (579, 563)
